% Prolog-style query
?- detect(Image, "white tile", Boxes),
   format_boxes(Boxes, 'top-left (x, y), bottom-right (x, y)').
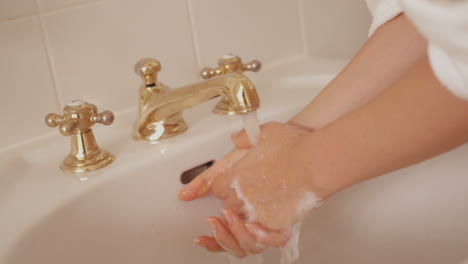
top-left (43, 0), bottom-right (199, 112)
top-left (38, 0), bottom-right (99, 11)
top-left (190, 0), bottom-right (303, 67)
top-left (0, 17), bottom-right (59, 149)
top-left (0, 0), bottom-right (37, 22)
top-left (302, 0), bottom-right (372, 59)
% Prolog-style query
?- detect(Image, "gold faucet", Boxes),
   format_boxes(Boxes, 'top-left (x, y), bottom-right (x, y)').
top-left (200, 54), bottom-right (261, 115)
top-left (45, 100), bottom-right (115, 173)
top-left (134, 58), bottom-right (260, 142)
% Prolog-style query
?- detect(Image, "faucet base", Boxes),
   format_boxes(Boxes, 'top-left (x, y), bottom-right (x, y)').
top-left (61, 150), bottom-right (115, 173)
top-left (136, 114), bottom-right (187, 141)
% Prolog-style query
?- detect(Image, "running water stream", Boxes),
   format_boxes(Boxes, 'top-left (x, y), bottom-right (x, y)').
top-left (241, 111), bottom-right (261, 146)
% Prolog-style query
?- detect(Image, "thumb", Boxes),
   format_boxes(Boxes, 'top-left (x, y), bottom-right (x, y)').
top-left (231, 130), bottom-right (252, 149)
top-left (178, 148), bottom-right (248, 201)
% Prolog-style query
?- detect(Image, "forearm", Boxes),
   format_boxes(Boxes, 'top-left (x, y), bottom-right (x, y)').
top-left (289, 14), bottom-right (427, 130)
top-left (301, 55), bottom-right (468, 198)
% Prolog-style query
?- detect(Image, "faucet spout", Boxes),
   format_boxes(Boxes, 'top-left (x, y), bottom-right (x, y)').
top-left (142, 73), bottom-right (259, 122)
top-left (133, 59), bottom-right (260, 142)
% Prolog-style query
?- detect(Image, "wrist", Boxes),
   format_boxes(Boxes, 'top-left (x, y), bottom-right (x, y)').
top-left (287, 102), bottom-right (331, 131)
top-left (287, 114), bottom-right (316, 131)
top-left (293, 131), bottom-right (360, 200)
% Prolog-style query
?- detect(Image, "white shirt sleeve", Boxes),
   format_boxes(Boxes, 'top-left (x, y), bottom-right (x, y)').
top-left (366, 0), bottom-right (468, 100)
top-left (401, 0), bottom-right (468, 100)
top-left (365, 0), bottom-right (403, 35)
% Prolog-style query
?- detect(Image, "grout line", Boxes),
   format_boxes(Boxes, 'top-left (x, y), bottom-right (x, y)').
top-left (34, 0), bottom-right (64, 109)
top-left (186, 0), bottom-right (203, 71)
top-left (39, 0), bottom-right (107, 16)
top-left (0, 14), bottom-right (36, 25)
top-left (298, 0), bottom-right (310, 58)
top-left (0, 0), bottom-right (106, 25)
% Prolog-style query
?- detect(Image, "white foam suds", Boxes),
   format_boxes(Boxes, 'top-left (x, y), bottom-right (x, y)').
top-left (296, 192), bottom-right (323, 217)
top-left (230, 182), bottom-right (323, 264)
top-left (280, 192), bottom-right (322, 264)
top-left (280, 222), bottom-right (302, 264)
top-left (230, 176), bottom-right (323, 264)
top-left (231, 177), bottom-right (257, 223)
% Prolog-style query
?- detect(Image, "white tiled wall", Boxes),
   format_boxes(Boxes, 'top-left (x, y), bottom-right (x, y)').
top-left (189, 0), bottom-right (303, 67)
top-left (0, 0), bottom-right (37, 21)
top-left (301, 0), bottom-right (371, 58)
top-left (0, 0), bottom-right (371, 151)
top-left (43, 0), bottom-right (198, 112)
top-left (0, 17), bottom-right (59, 149)
top-left (38, 0), bottom-right (97, 11)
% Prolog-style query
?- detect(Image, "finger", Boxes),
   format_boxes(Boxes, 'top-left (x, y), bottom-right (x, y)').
top-left (245, 223), bottom-right (290, 248)
top-left (231, 130), bottom-right (251, 149)
top-left (208, 217), bottom-right (246, 258)
top-left (194, 236), bottom-right (224, 252)
top-left (178, 148), bottom-right (248, 201)
top-left (223, 210), bottom-right (267, 254)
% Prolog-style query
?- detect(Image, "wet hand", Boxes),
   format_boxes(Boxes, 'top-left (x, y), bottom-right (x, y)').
top-left (178, 122), bottom-right (319, 257)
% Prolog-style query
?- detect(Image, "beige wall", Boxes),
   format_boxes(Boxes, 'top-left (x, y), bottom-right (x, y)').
top-left (0, 0), bottom-right (371, 151)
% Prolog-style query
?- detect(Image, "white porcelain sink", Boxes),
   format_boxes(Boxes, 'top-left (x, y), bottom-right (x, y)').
top-left (1, 58), bottom-right (467, 264)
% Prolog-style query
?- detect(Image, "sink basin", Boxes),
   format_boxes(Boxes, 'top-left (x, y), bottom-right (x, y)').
top-left (1, 57), bottom-right (467, 264)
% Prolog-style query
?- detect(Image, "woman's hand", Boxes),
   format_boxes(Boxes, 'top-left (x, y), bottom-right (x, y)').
top-left (178, 122), bottom-right (324, 257)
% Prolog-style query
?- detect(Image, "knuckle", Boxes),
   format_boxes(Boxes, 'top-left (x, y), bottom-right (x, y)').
top-left (198, 176), bottom-right (209, 188)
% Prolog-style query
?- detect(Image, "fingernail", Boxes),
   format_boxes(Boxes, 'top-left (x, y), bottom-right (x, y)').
top-left (223, 210), bottom-right (233, 225)
top-left (207, 218), bottom-right (217, 233)
top-left (179, 185), bottom-right (191, 194)
top-left (193, 238), bottom-right (201, 244)
top-left (245, 224), bottom-right (267, 239)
